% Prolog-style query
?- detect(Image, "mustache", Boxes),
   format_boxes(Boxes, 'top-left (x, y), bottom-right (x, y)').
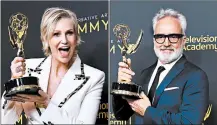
top-left (160, 47), bottom-right (175, 51)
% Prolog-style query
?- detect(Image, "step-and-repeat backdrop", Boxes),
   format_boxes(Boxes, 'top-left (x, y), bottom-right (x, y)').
top-left (1, 1), bottom-right (108, 124)
top-left (110, 1), bottom-right (217, 125)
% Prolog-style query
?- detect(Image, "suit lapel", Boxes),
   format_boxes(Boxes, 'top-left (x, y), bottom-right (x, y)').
top-left (38, 56), bottom-right (51, 93)
top-left (140, 62), bottom-right (157, 95)
top-left (152, 56), bottom-right (187, 107)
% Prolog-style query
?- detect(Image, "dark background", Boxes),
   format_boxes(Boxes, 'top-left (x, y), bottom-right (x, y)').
top-left (110, 1), bottom-right (217, 124)
top-left (1, 1), bottom-right (108, 124)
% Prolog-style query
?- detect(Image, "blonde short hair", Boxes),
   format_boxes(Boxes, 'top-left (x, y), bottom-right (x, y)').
top-left (40, 7), bottom-right (81, 56)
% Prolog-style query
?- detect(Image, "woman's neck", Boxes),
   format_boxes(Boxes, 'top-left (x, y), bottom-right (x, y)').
top-left (51, 57), bottom-right (74, 78)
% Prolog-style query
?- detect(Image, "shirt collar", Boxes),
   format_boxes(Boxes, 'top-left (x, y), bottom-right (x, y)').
top-left (156, 54), bottom-right (183, 70)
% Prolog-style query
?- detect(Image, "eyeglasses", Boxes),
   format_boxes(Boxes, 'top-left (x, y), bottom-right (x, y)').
top-left (153, 34), bottom-right (184, 44)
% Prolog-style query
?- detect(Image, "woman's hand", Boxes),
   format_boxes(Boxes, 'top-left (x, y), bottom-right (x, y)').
top-left (10, 57), bottom-right (26, 79)
top-left (12, 90), bottom-right (51, 108)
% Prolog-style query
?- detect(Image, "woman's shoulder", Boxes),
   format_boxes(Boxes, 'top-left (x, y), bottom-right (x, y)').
top-left (25, 57), bottom-right (45, 68)
top-left (83, 64), bottom-right (105, 77)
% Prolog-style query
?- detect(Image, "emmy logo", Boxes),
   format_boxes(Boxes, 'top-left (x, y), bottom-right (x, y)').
top-left (8, 12), bottom-right (28, 57)
top-left (113, 24), bottom-right (143, 55)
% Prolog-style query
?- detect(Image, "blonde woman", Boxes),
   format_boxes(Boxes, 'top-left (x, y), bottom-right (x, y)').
top-left (1, 7), bottom-right (105, 124)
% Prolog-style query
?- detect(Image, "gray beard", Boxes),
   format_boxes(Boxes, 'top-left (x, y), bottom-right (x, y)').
top-left (154, 45), bottom-right (184, 64)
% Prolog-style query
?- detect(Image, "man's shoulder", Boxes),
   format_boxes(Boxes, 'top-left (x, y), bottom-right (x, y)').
top-left (178, 60), bottom-right (209, 83)
top-left (140, 63), bottom-right (156, 75)
top-left (185, 60), bottom-right (207, 74)
top-left (140, 59), bottom-right (207, 76)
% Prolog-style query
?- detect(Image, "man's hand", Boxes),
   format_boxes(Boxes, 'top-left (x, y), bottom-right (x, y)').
top-left (126, 92), bottom-right (151, 116)
top-left (118, 58), bottom-right (135, 83)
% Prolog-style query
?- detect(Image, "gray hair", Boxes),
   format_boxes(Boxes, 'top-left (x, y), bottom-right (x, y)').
top-left (40, 7), bottom-right (81, 56)
top-left (152, 8), bottom-right (187, 35)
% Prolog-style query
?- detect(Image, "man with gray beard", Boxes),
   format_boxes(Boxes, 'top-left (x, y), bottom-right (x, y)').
top-left (112, 8), bottom-right (209, 124)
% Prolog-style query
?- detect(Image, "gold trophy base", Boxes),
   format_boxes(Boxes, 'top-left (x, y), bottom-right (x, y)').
top-left (111, 82), bottom-right (142, 99)
top-left (4, 76), bottom-right (40, 100)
